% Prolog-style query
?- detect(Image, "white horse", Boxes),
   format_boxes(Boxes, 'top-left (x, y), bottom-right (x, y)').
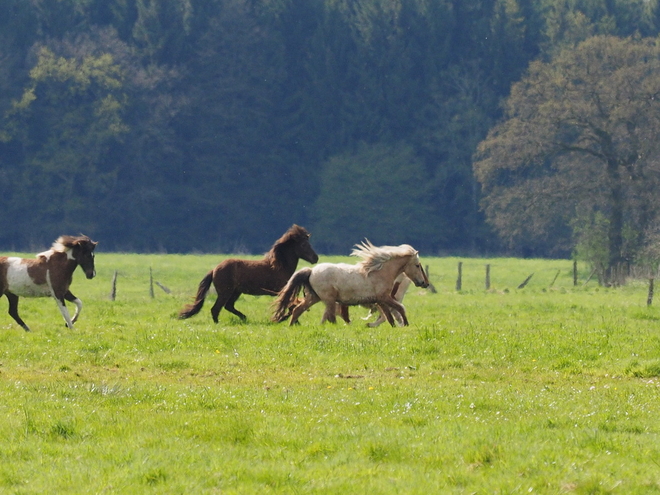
top-left (273, 241), bottom-right (428, 326)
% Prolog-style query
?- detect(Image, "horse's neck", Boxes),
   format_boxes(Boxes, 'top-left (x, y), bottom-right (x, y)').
top-left (274, 249), bottom-right (300, 274)
top-left (45, 252), bottom-right (78, 278)
top-left (379, 257), bottom-right (408, 283)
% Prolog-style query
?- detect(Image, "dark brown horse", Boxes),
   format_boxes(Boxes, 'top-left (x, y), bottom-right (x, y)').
top-left (0, 235), bottom-right (98, 331)
top-left (179, 225), bottom-right (319, 322)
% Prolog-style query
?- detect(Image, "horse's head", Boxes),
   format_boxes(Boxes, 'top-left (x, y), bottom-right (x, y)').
top-left (291, 225), bottom-right (319, 264)
top-left (69, 236), bottom-right (98, 279)
top-left (403, 252), bottom-right (429, 288)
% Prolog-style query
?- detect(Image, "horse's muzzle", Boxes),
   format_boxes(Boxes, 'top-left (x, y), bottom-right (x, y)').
top-left (85, 270), bottom-right (96, 279)
top-left (307, 253), bottom-right (319, 264)
top-left (415, 279), bottom-right (429, 288)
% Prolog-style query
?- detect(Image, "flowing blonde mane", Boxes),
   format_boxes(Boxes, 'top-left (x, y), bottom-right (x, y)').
top-left (350, 240), bottom-right (417, 274)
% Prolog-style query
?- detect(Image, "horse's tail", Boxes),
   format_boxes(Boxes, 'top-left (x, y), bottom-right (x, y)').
top-left (272, 267), bottom-right (312, 322)
top-left (179, 271), bottom-right (213, 319)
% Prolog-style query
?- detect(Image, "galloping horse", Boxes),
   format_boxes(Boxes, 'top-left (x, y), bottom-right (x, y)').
top-left (273, 240), bottom-right (429, 326)
top-left (0, 235), bottom-right (98, 331)
top-left (179, 225), bottom-right (319, 322)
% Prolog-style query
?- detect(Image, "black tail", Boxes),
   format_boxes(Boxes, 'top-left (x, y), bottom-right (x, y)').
top-left (272, 268), bottom-right (312, 322)
top-left (179, 272), bottom-right (213, 319)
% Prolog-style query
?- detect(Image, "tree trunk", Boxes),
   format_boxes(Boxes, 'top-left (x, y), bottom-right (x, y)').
top-left (605, 158), bottom-right (625, 283)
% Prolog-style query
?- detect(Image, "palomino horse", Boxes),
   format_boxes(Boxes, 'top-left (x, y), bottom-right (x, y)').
top-left (273, 241), bottom-right (429, 326)
top-left (0, 235), bottom-right (98, 331)
top-left (179, 225), bottom-right (319, 322)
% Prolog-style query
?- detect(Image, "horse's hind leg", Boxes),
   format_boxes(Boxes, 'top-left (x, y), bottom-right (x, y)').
top-left (210, 295), bottom-right (225, 323)
top-left (321, 302), bottom-right (337, 324)
top-left (338, 304), bottom-right (350, 323)
top-left (289, 293), bottom-right (319, 325)
top-left (64, 291), bottom-right (82, 324)
top-left (275, 297), bottom-right (301, 323)
top-left (224, 291), bottom-right (247, 321)
top-left (209, 279), bottom-right (229, 323)
top-left (6, 293), bottom-right (31, 332)
top-left (331, 303), bottom-right (349, 322)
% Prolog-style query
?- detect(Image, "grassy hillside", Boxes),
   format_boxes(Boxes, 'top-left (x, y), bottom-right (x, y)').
top-left (0, 252), bottom-right (658, 493)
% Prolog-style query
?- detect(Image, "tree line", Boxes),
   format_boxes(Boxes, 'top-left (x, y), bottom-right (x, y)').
top-left (1, 0), bottom-right (660, 265)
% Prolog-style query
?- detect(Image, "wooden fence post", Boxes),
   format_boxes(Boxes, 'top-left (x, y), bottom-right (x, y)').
top-left (109, 270), bottom-right (118, 301)
top-left (424, 265), bottom-right (437, 293)
top-left (155, 281), bottom-right (171, 294)
top-left (485, 264), bottom-right (491, 290)
top-left (517, 273), bottom-right (534, 289)
top-left (582, 267), bottom-right (597, 287)
top-left (550, 269), bottom-right (560, 287)
top-left (456, 262), bottom-right (462, 291)
top-left (648, 278), bottom-right (654, 307)
top-left (149, 267), bottom-right (155, 298)
top-left (573, 261), bottom-right (578, 286)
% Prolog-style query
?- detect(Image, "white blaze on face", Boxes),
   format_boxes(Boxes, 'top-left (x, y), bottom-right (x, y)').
top-left (6, 258), bottom-right (50, 297)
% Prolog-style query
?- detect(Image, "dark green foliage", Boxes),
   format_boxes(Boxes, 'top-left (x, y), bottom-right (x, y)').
top-left (1, 0), bottom-right (659, 254)
top-left (312, 142), bottom-right (436, 253)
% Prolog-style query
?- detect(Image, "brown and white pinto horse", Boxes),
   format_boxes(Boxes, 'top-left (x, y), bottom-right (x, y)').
top-left (179, 225), bottom-right (319, 322)
top-left (0, 235), bottom-right (98, 331)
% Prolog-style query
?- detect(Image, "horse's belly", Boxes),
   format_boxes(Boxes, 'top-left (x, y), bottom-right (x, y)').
top-left (6, 259), bottom-right (50, 297)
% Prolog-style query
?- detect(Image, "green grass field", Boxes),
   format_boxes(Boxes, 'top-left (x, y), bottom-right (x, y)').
top-left (1, 253), bottom-right (659, 494)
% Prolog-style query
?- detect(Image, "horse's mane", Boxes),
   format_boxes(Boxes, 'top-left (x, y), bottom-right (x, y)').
top-left (38, 235), bottom-right (92, 259)
top-left (265, 225), bottom-right (311, 268)
top-left (351, 240), bottom-right (417, 274)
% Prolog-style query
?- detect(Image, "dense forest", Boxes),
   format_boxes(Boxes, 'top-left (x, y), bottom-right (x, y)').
top-left (1, 0), bottom-right (660, 256)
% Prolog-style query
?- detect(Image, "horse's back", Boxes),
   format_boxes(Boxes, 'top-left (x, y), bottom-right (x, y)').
top-left (213, 257), bottom-right (289, 295)
top-left (309, 263), bottom-right (376, 304)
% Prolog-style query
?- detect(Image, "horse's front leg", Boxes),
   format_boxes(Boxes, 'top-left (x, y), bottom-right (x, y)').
top-left (64, 291), bottom-right (83, 324)
top-left (46, 271), bottom-right (74, 329)
top-left (371, 303), bottom-right (396, 327)
top-left (367, 305), bottom-right (389, 328)
top-left (54, 297), bottom-right (74, 329)
top-left (383, 297), bottom-right (408, 326)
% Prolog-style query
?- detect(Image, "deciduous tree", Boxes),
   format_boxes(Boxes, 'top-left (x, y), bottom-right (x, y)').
top-left (474, 35), bottom-right (660, 278)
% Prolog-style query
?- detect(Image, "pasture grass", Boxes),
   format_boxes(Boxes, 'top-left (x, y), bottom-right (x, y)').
top-left (0, 253), bottom-right (659, 493)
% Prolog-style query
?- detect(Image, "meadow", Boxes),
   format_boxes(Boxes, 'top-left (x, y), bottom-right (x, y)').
top-left (1, 252), bottom-right (659, 494)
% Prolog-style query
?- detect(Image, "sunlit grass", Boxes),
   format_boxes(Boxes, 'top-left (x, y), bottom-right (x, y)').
top-left (0, 253), bottom-right (659, 493)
